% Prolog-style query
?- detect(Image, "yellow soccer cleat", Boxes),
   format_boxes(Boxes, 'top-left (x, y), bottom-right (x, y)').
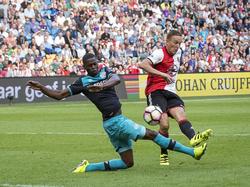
top-left (193, 143), bottom-right (207, 160)
top-left (160, 154), bottom-right (170, 166)
top-left (190, 129), bottom-right (213, 147)
top-left (72, 160), bottom-right (89, 173)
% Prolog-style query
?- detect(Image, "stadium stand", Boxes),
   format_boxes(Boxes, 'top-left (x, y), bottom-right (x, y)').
top-left (0, 0), bottom-right (249, 77)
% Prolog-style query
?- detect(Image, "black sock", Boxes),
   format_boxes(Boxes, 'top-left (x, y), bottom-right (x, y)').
top-left (104, 161), bottom-right (111, 171)
top-left (178, 120), bottom-right (196, 140)
top-left (159, 130), bottom-right (169, 154)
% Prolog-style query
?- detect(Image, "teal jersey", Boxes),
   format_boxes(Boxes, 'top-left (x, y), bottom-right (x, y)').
top-left (68, 67), bottom-right (121, 120)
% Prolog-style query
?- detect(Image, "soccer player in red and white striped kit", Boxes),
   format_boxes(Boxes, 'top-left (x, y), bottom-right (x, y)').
top-left (139, 30), bottom-right (213, 165)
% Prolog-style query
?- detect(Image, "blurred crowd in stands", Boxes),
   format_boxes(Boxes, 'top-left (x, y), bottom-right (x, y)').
top-left (0, 0), bottom-right (249, 77)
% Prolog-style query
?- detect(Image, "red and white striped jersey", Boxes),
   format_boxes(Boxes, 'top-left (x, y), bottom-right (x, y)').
top-left (145, 47), bottom-right (181, 95)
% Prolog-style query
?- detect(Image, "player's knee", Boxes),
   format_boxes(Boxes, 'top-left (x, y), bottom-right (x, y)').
top-left (160, 123), bottom-right (169, 130)
top-left (120, 149), bottom-right (134, 168)
top-left (161, 112), bottom-right (168, 119)
top-left (144, 128), bottom-right (158, 139)
top-left (174, 113), bottom-right (187, 123)
top-left (126, 160), bottom-right (134, 168)
top-left (160, 113), bottom-right (169, 129)
top-left (122, 159), bottom-right (134, 168)
top-left (178, 119), bottom-right (189, 125)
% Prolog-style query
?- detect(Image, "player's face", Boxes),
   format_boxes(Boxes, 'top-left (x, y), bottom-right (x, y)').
top-left (166, 35), bottom-right (183, 56)
top-left (84, 58), bottom-right (99, 76)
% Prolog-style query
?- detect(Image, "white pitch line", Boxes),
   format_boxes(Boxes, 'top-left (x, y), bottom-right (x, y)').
top-left (0, 184), bottom-right (63, 187)
top-left (125, 97), bottom-right (250, 104)
top-left (2, 132), bottom-right (250, 136)
top-left (3, 132), bottom-right (105, 135)
top-left (25, 97), bottom-right (250, 107)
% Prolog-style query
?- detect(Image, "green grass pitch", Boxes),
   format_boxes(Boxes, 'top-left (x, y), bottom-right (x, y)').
top-left (0, 97), bottom-right (250, 187)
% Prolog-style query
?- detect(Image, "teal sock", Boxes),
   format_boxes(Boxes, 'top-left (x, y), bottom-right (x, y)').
top-left (86, 159), bottom-right (127, 172)
top-left (85, 162), bottom-right (105, 171)
top-left (173, 142), bottom-right (194, 157)
top-left (153, 134), bottom-right (194, 157)
top-left (153, 134), bottom-right (171, 149)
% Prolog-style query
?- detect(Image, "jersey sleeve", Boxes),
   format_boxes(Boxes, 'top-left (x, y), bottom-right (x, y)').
top-left (147, 49), bottom-right (164, 65)
top-left (173, 49), bottom-right (182, 63)
top-left (67, 77), bottom-right (86, 96)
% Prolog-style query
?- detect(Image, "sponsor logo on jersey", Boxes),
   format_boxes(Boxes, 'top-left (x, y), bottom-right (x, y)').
top-left (168, 64), bottom-right (178, 76)
top-left (100, 71), bottom-right (107, 79)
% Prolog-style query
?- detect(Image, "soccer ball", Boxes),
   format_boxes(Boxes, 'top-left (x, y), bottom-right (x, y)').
top-left (143, 105), bottom-right (163, 126)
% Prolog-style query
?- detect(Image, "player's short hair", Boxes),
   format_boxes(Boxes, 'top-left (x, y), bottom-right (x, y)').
top-left (166, 30), bottom-right (182, 40)
top-left (82, 53), bottom-right (96, 64)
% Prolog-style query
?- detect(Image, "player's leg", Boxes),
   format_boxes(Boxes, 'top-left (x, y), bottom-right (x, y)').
top-left (119, 115), bottom-right (207, 160)
top-left (119, 149), bottom-right (134, 168)
top-left (74, 149), bottom-right (133, 172)
top-left (73, 116), bottom-right (133, 173)
top-left (169, 106), bottom-right (213, 147)
top-left (72, 140), bottom-right (134, 173)
top-left (159, 113), bottom-right (170, 165)
top-left (142, 128), bottom-right (207, 159)
top-left (147, 91), bottom-right (170, 165)
top-left (72, 153), bottom-right (129, 173)
top-left (88, 141), bottom-right (134, 171)
top-left (169, 106), bottom-right (196, 140)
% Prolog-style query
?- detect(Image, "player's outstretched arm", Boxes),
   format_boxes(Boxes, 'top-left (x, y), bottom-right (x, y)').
top-left (87, 74), bottom-right (121, 92)
top-left (27, 81), bottom-right (70, 100)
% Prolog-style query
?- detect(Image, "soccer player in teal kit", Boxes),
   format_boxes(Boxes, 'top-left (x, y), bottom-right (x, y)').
top-left (27, 53), bottom-right (208, 173)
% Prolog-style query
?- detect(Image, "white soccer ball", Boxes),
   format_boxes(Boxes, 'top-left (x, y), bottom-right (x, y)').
top-left (143, 105), bottom-right (163, 126)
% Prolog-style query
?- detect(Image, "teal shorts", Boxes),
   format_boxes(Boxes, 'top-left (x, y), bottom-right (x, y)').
top-left (103, 115), bottom-right (146, 153)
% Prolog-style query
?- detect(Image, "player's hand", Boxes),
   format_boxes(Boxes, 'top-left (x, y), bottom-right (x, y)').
top-left (87, 85), bottom-right (104, 92)
top-left (162, 74), bottom-right (174, 84)
top-left (26, 81), bottom-right (43, 91)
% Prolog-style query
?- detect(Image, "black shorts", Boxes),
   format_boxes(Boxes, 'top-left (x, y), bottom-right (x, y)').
top-left (147, 90), bottom-right (184, 115)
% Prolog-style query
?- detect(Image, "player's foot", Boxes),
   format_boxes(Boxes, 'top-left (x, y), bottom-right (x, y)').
top-left (72, 160), bottom-right (89, 173)
top-left (193, 143), bottom-right (207, 160)
top-left (190, 129), bottom-right (213, 147)
top-left (160, 153), bottom-right (170, 166)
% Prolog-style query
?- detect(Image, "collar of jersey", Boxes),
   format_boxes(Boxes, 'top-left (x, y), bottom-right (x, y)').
top-left (81, 67), bottom-right (106, 87)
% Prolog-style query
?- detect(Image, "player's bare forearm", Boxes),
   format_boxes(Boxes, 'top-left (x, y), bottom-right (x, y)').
top-left (39, 86), bottom-right (70, 100)
top-left (139, 59), bottom-right (165, 77)
top-left (139, 59), bottom-right (174, 83)
top-left (27, 81), bottom-right (70, 100)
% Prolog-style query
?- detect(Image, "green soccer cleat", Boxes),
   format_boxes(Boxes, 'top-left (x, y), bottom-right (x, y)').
top-left (160, 153), bottom-right (170, 166)
top-left (72, 160), bottom-right (89, 173)
top-left (190, 129), bottom-right (213, 147)
top-left (193, 143), bottom-right (207, 160)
